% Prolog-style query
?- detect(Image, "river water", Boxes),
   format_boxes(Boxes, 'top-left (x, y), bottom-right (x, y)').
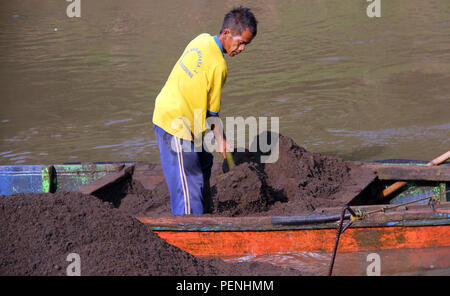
top-left (223, 246), bottom-right (450, 276)
top-left (1, 0), bottom-right (449, 165)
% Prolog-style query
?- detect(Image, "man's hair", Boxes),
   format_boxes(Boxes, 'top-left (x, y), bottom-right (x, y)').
top-left (220, 6), bottom-right (257, 37)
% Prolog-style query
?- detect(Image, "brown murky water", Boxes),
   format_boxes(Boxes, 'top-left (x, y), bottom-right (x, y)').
top-left (1, 0), bottom-right (449, 165)
top-left (223, 246), bottom-right (450, 276)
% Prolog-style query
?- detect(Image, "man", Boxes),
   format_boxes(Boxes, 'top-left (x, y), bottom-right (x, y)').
top-left (152, 6), bottom-right (257, 215)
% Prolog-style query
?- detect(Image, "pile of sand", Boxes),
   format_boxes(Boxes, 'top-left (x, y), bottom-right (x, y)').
top-left (0, 191), bottom-right (303, 275)
top-left (210, 135), bottom-right (351, 216)
top-left (1, 134), bottom-right (374, 275)
top-left (122, 134), bottom-right (358, 217)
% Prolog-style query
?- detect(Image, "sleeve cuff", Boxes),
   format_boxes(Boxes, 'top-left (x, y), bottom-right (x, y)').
top-left (207, 110), bottom-right (219, 116)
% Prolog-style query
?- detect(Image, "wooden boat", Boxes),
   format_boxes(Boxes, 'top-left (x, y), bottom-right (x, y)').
top-left (1, 160), bottom-right (449, 275)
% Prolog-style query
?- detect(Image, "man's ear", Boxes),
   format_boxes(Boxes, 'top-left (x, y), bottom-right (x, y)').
top-left (222, 28), bottom-right (231, 37)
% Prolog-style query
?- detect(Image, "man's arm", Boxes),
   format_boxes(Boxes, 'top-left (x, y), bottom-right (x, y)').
top-left (207, 115), bottom-right (232, 159)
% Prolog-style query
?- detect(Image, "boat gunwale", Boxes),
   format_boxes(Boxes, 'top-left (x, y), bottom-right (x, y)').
top-left (136, 203), bottom-right (450, 232)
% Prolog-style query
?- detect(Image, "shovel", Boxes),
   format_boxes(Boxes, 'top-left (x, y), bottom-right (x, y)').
top-left (380, 150), bottom-right (450, 198)
top-left (225, 151), bottom-right (235, 170)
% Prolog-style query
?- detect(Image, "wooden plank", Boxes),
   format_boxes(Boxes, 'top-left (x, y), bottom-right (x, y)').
top-left (135, 205), bottom-right (450, 231)
top-left (132, 162), bottom-right (165, 191)
top-left (78, 164), bottom-right (135, 195)
top-left (362, 164), bottom-right (450, 181)
top-left (318, 201), bottom-right (450, 214)
top-left (136, 216), bottom-right (273, 231)
top-left (272, 209), bottom-right (450, 226)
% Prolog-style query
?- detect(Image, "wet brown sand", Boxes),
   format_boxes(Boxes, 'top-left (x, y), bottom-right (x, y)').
top-left (0, 191), bottom-right (305, 276)
top-left (124, 134), bottom-right (375, 217)
top-left (0, 134), bottom-right (374, 275)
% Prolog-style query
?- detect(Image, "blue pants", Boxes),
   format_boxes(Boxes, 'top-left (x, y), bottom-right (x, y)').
top-left (154, 124), bottom-right (213, 215)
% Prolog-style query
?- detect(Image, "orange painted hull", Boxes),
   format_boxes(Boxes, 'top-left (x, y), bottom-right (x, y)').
top-left (153, 225), bottom-right (450, 257)
top-left (137, 205), bottom-right (450, 260)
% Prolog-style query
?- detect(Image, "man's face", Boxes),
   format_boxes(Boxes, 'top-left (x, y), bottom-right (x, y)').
top-left (222, 27), bottom-right (254, 57)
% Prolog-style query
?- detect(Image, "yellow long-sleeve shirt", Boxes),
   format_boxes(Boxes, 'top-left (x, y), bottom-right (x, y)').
top-left (152, 33), bottom-right (227, 141)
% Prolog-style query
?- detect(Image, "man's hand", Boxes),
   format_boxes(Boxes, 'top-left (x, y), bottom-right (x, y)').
top-left (208, 116), bottom-right (233, 159)
top-left (217, 137), bottom-right (233, 159)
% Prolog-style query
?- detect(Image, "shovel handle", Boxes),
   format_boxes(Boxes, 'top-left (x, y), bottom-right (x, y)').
top-left (427, 151), bottom-right (450, 166)
top-left (380, 150), bottom-right (450, 198)
top-left (225, 151), bottom-right (235, 170)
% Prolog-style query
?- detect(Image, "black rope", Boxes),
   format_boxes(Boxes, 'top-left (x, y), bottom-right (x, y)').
top-left (328, 205), bottom-right (351, 276)
top-left (326, 191), bottom-right (444, 275)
